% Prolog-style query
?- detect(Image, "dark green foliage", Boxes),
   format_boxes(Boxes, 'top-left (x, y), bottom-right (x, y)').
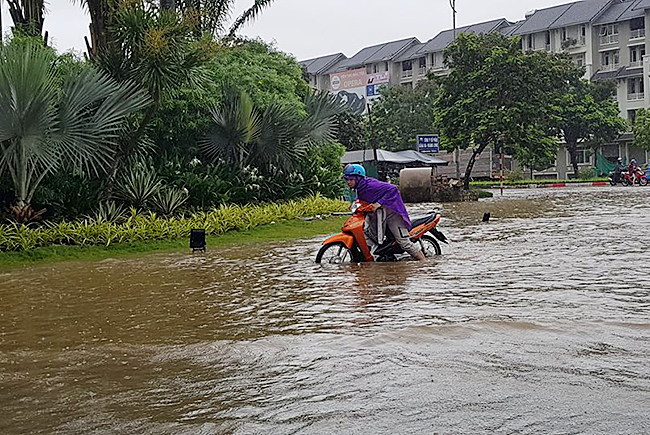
top-left (436, 33), bottom-right (578, 189)
top-left (371, 79), bottom-right (438, 151)
top-left (335, 112), bottom-right (368, 151)
top-left (633, 108), bottom-right (650, 151)
top-left (555, 78), bottom-right (626, 175)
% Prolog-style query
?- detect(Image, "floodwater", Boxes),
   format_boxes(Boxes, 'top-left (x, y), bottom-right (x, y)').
top-left (1, 187), bottom-right (650, 434)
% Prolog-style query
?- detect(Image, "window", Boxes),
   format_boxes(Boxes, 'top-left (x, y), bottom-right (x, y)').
top-left (545, 31), bottom-right (551, 48)
top-left (418, 57), bottom-right (427, 75)
top-left (630, 17), bottom-right (645, 31)
top-left (527, 34), bottom-right (534, 49)
top-left (630, 46), bottom-right (645, 67)
top-left (600, 24), bottom-right (618, 36)
top-left (569, 148), bottom-right (591, 165)
top-left (366, 65), bottom-right (373, 74)
top-left (628, 77), bottom-right (644, 100)
top-left (628, 109), bottom-right (637, 122)
top-left (401, 60), bottom-right (413, 78)
top-left (562, 27), bottom-right (568, 41)
top-left (575, 149), bottom-right (590, 165)
top-left (580, 25), bottom-right (586, 44)
top-left (600, 24), bottom-right (619, 44)
top-left (601, 50), bottom-right (620, 69)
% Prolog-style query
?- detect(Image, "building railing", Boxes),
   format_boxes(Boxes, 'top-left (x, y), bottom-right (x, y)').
top-left (418, 66), bottom-right (427, 76)
top-left (600, 63), bottom-right (619, 72)
top-left (628, 92), bottom-right (644, 101)
top-left (600, 34), bottom-right (619, 45)
top-left (630, 28), bottom-right (646, 40)
top-left (629, 60), bottom-right (643, 68)
top-left (401, 69), bottom-right (413, 78)
top-left (579, 36), bottom-right (586, 45)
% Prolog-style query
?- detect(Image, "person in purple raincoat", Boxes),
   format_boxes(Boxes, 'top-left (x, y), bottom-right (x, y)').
top-left (343, 164), bottom-right (425, 261)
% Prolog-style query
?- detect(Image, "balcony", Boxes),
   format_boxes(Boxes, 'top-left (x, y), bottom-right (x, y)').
top-left (401, 69), bottom-right (413, 79)
top-left (627, 92), bottom-right (644, 101)
top-left (600, 63), bottom-right (619, 72)
top-left (418, 67), bottom-right (427, 76)
top-left (600, 34), bottom-right (619, 45)
top-left (579, 36), bottom-right (586, 45)
top-left (629, 60), bottom-right (643, 68)
top-left (630, 28), bottom-right (646, 40)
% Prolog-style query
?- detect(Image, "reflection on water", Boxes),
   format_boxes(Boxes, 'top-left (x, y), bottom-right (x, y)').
top-left (1, 187), bottom-right (650, 434)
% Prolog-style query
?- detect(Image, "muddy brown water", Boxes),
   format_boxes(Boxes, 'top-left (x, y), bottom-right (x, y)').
top-left (1, 187), bottom-right (650, 434)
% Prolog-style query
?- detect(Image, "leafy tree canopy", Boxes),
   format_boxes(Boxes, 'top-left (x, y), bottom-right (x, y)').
top-left (632, 108), bottom-right (650, 151)
top-left (555, 78), bottom-right (626, 175)
top-left (436, 33), bottom-right (578, 188)
top-left (370, 79), bottom-right (438, 151)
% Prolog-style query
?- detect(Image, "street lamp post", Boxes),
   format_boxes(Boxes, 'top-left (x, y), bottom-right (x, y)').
top-left (449, 0), bottom-right (461, 179)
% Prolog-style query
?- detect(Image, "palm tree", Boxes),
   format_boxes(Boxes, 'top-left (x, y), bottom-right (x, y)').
top-left (0, 42), bottom-right (151, 211)
top-left (202, 87), bottom-right (347, 171)
top-left (82, 0), bottom-right (276, 57)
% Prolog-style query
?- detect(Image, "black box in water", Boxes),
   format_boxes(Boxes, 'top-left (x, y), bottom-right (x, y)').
top-left (190, 229), bottom-right (206, 252)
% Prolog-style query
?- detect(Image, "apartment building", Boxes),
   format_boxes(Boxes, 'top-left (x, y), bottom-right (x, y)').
top-left (300, 0), bottom-right (650, 178)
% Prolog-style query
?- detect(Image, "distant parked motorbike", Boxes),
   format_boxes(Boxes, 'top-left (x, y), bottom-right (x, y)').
top-left (622, 168), bottom-right (648, 186)
top-left (609, 169), bottom-right (628, 186)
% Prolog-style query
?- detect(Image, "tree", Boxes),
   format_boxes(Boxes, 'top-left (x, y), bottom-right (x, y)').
top-left (81, 0), bottom-right (276, 57)
top-left (335, 112), bottom-right (368, 151)
top-left (94, 2), bottom-right (210, 194)
top-left (632, 108), bottom-right (650, 151)
top-left (370, 79), bottom-right (438, 151)
top-left (201, 87), bottom-right (345, 171)
top-left (0, 42), bottom-right (150, 212)
top-left (435, 33), bottom-right (576, 189)
top-left (6, 0), bottom-right (45, 39)
top-left (149, 39), bottom-right (310, 161)
top-left (555, 79), bottom-right (626, 176)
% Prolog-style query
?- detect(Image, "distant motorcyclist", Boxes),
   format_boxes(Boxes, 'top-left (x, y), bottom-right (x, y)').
top-left (613, 157), bottom-right (626, 183)
top-left (343, 164), bottom-right (425, 261)
top-left (629, 158), bottom-right (639, 185)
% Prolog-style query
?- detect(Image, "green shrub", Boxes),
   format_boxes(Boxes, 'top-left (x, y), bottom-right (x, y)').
top-left (579, 167), bottom-right (595, 180)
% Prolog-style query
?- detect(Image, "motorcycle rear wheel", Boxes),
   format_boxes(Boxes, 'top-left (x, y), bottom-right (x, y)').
top-left (419, 235), bottom-right (442, 257)
top-left (316, 242), bottom-right (354, 264)
top-left (640, 177), bottom-right (648, 186)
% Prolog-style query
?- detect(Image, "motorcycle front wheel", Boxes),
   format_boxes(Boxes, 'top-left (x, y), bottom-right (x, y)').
top-left (640, 177), bottom-right (648, 186)
top-left (316, 242), bottom-right (354, 264)
top-left (419, 235), bottom-right (442, 257)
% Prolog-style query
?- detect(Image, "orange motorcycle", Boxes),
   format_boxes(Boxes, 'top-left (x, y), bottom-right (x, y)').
top-left (316, 200), bottom-right (447, 263)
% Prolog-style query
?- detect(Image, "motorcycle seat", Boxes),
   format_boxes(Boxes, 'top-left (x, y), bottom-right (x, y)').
top-left (409, 214), bottom-right (436, 230)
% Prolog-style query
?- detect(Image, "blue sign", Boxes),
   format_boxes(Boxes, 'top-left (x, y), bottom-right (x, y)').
top-left (417, 134), bottom-right (439, 153)
top-left (366, 83), bottom-right (388, 97)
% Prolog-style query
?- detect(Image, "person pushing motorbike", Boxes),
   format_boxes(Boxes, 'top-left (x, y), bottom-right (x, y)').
top-left (343, 164), bottom-right (426, 261)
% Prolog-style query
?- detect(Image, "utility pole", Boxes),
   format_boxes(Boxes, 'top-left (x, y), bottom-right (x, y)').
top-left (449, 0), bottom-right (461, 179)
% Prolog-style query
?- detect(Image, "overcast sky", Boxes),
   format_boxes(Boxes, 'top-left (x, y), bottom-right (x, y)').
top-left (2, 0), bottom-right (573, 60)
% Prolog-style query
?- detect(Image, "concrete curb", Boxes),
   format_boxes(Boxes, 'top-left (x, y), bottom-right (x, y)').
top-left (478, 182), bottom-right (611, 189)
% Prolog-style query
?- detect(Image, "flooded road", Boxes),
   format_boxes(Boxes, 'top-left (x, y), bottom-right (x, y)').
top-left (1, 187), bottom-right (650, 434)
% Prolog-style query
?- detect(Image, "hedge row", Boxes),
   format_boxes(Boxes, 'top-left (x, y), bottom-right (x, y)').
top-left (0, 195), bottom-right (349, 252)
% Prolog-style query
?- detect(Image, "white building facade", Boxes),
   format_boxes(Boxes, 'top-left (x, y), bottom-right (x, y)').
top-left (300, 0), bottom-right (650, 179)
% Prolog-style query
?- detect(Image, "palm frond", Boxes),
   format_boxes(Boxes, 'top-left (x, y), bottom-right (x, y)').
top-left (228, 0), bottom-right (275, 36)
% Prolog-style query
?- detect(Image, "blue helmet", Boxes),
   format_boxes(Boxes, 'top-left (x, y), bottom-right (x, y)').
top-left (344, 164), bottom-right (366, 178)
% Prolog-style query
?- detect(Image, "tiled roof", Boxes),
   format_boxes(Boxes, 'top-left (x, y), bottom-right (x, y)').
top-left (590, 64), bottom-right (644, 81)
top-left (394, 43), bottom-right (427, 62)
top-left (514, 0), bottom-right (610, 34)
top-left (299, 53), bottom-right (346, 75)
top-left (328, 38), bottom-right (420, 73)
top-left (413, 18), bottom-right (511, 56)
top-left (632, 0), bottom-right (650, 9)
top-left (595, 0), bottom-right (644, 24)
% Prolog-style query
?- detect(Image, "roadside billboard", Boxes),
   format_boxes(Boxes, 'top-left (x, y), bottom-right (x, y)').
top-left (330, 68), bottom-right (390, 115)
